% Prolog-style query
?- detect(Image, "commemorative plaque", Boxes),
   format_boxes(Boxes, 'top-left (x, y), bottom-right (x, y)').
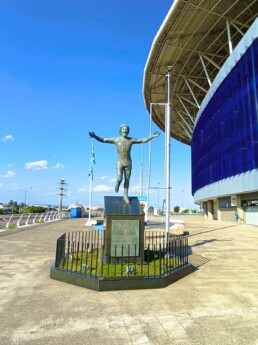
top-left (103, 196), bottom-right (145, 263)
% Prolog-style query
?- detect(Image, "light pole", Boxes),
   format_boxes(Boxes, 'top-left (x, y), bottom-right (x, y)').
top-left (24, 190), bottom-right (27, 208)
top-left (58, 180), bottom-right (66, 217)
top-left (158, 182), bottom-right (160, 210)
top-left (24, 187), bottom-right (32, 211)
top-left (148, 66), bottom-right (172, 239)
top-left (165, 66), bottom-right (172, 240)
top-left (140, 162), bottom-right (143, 196)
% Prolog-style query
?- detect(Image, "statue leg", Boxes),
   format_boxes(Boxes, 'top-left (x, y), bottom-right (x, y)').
top-left (123, 189), bottom-right (129, 203)
top-left (115, 165), bottom-right (123, 193)
top-left (123, 168), bottom-right (131, 204)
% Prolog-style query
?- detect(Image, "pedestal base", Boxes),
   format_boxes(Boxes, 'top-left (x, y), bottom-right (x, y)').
top-left (104, 196), bottom-right (145, 264)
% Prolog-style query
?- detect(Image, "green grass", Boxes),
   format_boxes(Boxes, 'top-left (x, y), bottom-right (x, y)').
top-left (58, 249), bottom-right (180, 278)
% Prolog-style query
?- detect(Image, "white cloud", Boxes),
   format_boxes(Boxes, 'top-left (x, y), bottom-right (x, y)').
top-left (6, 170), bottom-right (16, 178)
top-left (52, 163), bottom-right (64, 169)
top-left (2, 134), bottom-right (14, 142)
top-left (45, 191), bottom-right (57, 195)
top-left (77, 187), bottom-right (88, 192)
top-left (109, 177), bottom-right (116, 183)
top-left (25, 160), bottom-right (48, 170)
top-left (77, 183), bottom-right (115, 193)
top-left (93, 184), bottom-right (113, 192)
top-left (0, 170), bottom-right (16, 178)
top-left (100, 176), bottom-right (108, 180)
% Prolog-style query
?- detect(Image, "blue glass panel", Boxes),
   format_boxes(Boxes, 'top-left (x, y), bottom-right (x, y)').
top-left (192, 38), bottom-right (258, 195)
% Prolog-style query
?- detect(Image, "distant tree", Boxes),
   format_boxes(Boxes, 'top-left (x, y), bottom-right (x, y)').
top-left (182, 208), bottom-right (189, 214)
top-left (174, 206), bottom-right (180, 213)
top-left (8, 200), bottom-right (17, 207)
top-left (27, 206), bottom-right (47, 213)
top-left (8, 200), bottom-right (19, 213)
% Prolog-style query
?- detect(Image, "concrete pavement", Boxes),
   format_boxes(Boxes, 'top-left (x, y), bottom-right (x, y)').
top-left (0, 216), bottom-right (258, 345)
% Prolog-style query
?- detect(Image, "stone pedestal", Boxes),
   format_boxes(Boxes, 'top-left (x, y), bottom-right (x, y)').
top-left (103, 196), bottom-right (145, 264)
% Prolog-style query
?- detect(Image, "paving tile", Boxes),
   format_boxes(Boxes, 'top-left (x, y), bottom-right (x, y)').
top-left (1, 216), bottom-right (258, 345)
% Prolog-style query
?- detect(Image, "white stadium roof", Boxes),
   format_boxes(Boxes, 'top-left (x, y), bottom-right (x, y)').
top-left (143, 0), bottom-right (258, 145)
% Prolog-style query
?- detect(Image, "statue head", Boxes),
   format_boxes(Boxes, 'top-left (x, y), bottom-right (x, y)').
top-left (119, 124), bottom-right (130, 135)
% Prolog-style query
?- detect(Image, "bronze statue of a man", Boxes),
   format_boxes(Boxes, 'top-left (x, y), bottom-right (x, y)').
top-left (89, 124), bottom-right (160, 203)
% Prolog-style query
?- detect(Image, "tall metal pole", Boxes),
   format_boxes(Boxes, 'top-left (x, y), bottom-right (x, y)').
top-left (158, 182), bottom-right (160, 210)
top-left (24, 190), bottom-right (27, 209)
top-left (86, 143), bottom-right (94, 226)
top-left (140, 160), bottom-right (143, 196)
top-left (147, 103), bottom-right (153, 221)
top-left (86, 171), bottom-right (93, 226)
top-left (165, 67), bottom-right (172, 239)
top-left (58, 180), bottom-right (66, 217)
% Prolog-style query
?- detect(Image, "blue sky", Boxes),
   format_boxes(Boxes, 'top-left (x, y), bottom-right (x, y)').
top-left (0, 0), bottom-right (196, 209)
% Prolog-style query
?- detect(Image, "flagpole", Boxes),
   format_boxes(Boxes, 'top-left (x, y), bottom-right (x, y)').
top-left (86, 170), bottom-right (93, 226)
top-left (85, 143), bottom-right (95, 226)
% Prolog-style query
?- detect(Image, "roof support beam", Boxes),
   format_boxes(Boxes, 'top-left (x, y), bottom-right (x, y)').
top-left (199, 54), bottom-right (212, 86)
top-left (178, 97), bottom-right (195, 124)
top-left (178, 122), bottom-right (192, 141)
top-left (226, 18), bottom-right (233, 54)
top-left (175, 110), bottom-right (193, 138)
top-left (178, 122), bottom-right (191, 141)
top-left (185, 77), bottom-right (208, 93)
top-left (180, 95), bottom-right (199, 109)
top-left (202, 54), bottom-right (220, 70)
top-left (184, 78), bottom-right (200, 108)
top-left (231, 21), bottom-right (244, 37)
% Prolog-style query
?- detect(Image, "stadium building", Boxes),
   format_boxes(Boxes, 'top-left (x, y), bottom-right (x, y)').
top-left (143, 0), bottom-right (258, 225)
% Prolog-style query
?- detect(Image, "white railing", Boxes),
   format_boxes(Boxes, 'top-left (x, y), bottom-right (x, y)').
top-left (0, 211), bottom-right (62, 230)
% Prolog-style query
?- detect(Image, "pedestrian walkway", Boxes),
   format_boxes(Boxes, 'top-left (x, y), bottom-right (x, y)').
top-left (0, 216), bottom-right (258, 345)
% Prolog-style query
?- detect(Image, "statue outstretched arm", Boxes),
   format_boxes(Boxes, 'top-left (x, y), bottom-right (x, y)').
top-left (152, 131), bottom-right (160, 138)
top-left (89, 131), bottom-right (116, 144)
top-left (89, 131), bottom-right (105, 143)
top-left (136, 131), bottom-right (160, 144)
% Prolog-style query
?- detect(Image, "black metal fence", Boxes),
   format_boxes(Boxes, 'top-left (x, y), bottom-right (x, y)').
top-left (54, 230), bottom-right (189, 279)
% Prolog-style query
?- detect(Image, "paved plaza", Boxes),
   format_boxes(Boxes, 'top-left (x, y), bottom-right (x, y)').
top-left (0, 215), bottom-right (258, 345)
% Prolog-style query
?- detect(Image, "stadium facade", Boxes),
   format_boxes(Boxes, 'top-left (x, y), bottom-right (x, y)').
top-left (143, 0), bottom-right (258, 225)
